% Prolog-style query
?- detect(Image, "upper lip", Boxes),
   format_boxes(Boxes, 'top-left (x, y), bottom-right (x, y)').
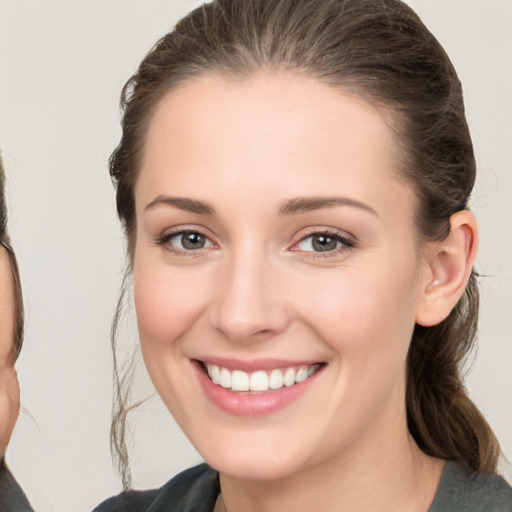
top-left (195, 357), bottom-right (324, 372)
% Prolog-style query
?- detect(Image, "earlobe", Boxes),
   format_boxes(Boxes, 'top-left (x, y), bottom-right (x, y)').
top-left (415, 210), bottom-right (478, 327)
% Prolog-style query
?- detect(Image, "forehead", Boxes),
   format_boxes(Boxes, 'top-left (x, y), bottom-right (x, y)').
top-left (137, 71), bottom-right (413, 217)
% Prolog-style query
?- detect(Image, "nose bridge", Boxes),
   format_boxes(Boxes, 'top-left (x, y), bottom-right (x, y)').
top-left (210, 242), bottom-right (287, 343)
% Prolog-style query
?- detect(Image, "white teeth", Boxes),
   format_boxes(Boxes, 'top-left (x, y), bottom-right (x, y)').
top-left (219, 367), bottom-right (232, 389)
top-left (210, 364), bottom-right (220, 385)
top-left (231, 370), bottom-right (250, 391)
top-left (205, 363), bottom-right (320, 392)
top-left (284, 367), bottom-right (295, 387)
top-left (269, 368), bottom-right (284, 390)
top-left (250, 371), bottom-right (269, 392)
top-left (295, 367), bottom-right (308, 383)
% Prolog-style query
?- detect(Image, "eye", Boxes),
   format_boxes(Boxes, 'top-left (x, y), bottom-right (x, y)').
top-left (162, 230), bottom-right (215, 251)
top-left (294, 231), bottom-right (354, 253)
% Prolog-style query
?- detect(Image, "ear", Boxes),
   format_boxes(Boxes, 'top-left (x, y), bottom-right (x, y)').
top-left (415, 210), bottom-right (478, 327)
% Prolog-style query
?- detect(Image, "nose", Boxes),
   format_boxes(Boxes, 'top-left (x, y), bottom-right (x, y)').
top-left (209, 249), bottom-right (289, 344)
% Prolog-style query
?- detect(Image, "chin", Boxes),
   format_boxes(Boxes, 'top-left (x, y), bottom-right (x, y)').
top-left (193, 429), bottom-right (313, 482)
top-left (209, 453), bottom-right (303, 482)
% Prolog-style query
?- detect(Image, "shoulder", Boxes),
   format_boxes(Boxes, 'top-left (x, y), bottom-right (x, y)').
top-left (0, 463), bottom-right (33, 512)
top-left (429, 460), bottom-right (512, 512)
top-left (93, 463), bottom-right (219, 512)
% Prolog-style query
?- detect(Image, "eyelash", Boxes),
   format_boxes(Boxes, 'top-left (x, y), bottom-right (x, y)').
top-left (154, 228), bottom-right (215, 256)
top-left (154, 228), bottom-right (356, 258)
top-left (291, 229), bottom-right (356, 259)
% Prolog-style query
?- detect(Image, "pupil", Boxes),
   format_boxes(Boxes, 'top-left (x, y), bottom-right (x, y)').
top-left (182, 232), bottom-right (205, 250)
top-left (312, 235), bottom-right (337, 252)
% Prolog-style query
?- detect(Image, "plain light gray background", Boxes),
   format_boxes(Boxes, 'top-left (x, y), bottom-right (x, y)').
top-left (0, 1), bottom-right (511, 511)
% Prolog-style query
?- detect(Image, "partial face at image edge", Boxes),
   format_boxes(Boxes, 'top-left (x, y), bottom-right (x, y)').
top-left (0, 246), bottom-right (20, 458)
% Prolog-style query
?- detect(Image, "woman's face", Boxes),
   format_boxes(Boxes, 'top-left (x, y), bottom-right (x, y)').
top-left (0, 246), bottom-right (20, 457)
top-left (133, 73), bottom-right (431, 481)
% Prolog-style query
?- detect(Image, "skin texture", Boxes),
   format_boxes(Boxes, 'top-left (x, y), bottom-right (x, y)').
top-left (133, 72), bottom-right (477, 511)
top-left (0, 247), bottom-right (19, 459)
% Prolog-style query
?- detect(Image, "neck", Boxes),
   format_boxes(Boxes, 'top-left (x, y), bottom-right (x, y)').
top-left (219, 412), bottom-right (444, 512)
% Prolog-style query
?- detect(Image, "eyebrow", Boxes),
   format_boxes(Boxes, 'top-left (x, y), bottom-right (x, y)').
top-left (145, 196), bottom-right (216, 215)
top-left (278, 196), bottom-right (378, 217)
top-left (144, 195), bottom-right (377, 217)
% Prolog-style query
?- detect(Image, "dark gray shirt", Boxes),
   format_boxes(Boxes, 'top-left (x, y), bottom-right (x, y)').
top-left (94, 461), bottom-right (512, 511)
top-left (429, 460), bottom-right (512, 512)
top-left (0, 463), bottom-right (33, 512)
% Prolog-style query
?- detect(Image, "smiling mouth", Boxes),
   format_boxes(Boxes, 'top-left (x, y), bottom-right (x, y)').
top-left (200, 362), bottom-right (324, 393)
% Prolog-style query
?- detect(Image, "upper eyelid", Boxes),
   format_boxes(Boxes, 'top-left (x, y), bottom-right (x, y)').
top-left (157, 225), bottom-right (214, 240)
top-left (292, 227), bottom-right (356, 243)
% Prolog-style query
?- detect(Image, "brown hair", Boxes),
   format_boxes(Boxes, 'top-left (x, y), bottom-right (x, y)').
top-left (0, 151), bottom-right (24, 362)
top-left (109, 0), bottom-right (500, 487)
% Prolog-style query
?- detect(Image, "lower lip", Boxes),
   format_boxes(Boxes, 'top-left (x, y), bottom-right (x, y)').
top-left (192, 361), bottom-right (324, 418)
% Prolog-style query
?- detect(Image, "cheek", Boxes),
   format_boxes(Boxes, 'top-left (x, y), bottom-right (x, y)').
top-left (133, 255), bottom-right (211, 354)
top-left (291, 254), bottom-right (421, 365)
top-left (292, 260), bottom-right (420, 437)
top-left (132, 254), bottom-right (215, 422)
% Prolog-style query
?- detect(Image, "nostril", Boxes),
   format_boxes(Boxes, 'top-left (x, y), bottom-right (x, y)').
top-left (254, 329), bottom-right (272, 337)
top-left (212, 322), bottom-right (282, 344)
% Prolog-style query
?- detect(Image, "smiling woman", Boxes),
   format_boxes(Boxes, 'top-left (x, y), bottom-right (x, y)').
top-left (94, 1), bottom-right (512, 511)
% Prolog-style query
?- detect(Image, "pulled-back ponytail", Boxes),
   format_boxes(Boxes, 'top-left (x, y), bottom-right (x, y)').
top-left (408, 271), bottom-right (499, 472)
